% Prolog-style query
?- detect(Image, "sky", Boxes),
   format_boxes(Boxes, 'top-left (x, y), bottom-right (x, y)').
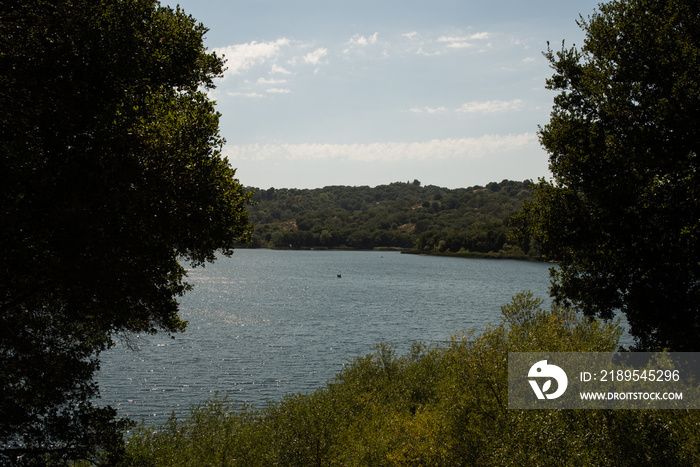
top-left (164, 0), bottom-right (602, 189)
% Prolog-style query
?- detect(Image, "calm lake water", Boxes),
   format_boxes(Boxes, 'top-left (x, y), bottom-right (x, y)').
top-left (97, 249), bottom-right (558, 424)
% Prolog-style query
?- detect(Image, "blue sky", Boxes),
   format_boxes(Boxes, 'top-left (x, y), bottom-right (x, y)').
top-left (165, 0), bottom-right (601, 189)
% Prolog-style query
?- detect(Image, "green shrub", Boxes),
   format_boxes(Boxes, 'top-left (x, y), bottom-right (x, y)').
top-left (120, 293), bottom-right (700, 466)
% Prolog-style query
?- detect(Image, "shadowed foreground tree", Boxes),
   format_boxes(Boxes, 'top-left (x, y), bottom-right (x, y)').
top-left (512, 0), bottom-right (700, 351)
top-left (0, 1), bottom-right (252, 463)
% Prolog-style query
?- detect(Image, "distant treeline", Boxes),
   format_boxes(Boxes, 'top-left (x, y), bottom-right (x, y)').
top-left (244, 179), bottom-right (537, 258)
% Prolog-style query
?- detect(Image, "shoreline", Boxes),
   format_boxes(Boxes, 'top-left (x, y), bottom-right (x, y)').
top-left (238, 245), bottom-right (544, 262)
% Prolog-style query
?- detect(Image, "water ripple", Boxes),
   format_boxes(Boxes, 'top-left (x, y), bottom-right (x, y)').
top-left (98, 250), bottom-right (554, 424)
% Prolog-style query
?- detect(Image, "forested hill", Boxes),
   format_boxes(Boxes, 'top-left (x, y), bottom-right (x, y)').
top-left (244, 179), bottom-right (536, 257)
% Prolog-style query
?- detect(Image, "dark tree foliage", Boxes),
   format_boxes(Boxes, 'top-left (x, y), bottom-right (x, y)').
top-left (0, 1), bottom-right (252, 463)
top-left (247, 180), bottom-right (533, 255)
top-left (511, 0), bottom-right (700, 351)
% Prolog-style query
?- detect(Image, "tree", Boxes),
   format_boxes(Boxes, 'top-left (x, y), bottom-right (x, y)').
top-left (511, 0), bottom-right (700, 351)
top-left (0, 1), bottom-right (252, 462)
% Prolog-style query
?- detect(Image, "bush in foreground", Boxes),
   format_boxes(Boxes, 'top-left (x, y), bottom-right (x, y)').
top-left (119, 293), bottom-right (700, 465)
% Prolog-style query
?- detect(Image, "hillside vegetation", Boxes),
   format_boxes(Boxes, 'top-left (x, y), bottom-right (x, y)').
top-left (245, 180), bottom-right (535, 258)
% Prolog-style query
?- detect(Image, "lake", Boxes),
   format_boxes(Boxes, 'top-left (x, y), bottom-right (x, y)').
top-left (96, 249), bottom-right (557, 424)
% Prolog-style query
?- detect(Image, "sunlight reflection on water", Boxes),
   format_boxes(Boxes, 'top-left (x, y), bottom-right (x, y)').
top-left (97, 250), bottom-right (626, 425)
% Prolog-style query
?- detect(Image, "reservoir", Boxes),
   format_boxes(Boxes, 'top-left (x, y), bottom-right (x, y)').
top-left (97, 249), bottom-right (556, 424)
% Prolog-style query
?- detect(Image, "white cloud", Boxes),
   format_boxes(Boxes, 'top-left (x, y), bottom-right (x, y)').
top-left (457, 99), bottom-right (523, 113)
top-left (344, 32), bottom-right (381, 54)
top-left (348, 32), bottom-right (379, 46)
top-left (266, 88), bottom-right (291, 94)
top-left (443, 40), bottom-right (474, 49)
top-left (415, 47), bottom-right (442, 56)
top-left (304, 47), bottom-right (328, 65)
top-left (409, 100), bottom-right (522, 114)
top-left (469, 32), bottom-right (491, 40)
top-left (227, 91), bottom-right (265, 98)
top-left (437, 32), bottom-right (490, 49)
top-left (214, 38), bottom-right (290, 78)
top-left (257, 77), bottom-right (287, 85)
top-left (410, 106), bottom-right (448, 114)
top-left (437, 33), bottom-right (491, 42)
top-left (223, 134), bottom-right (537, 163)
top-left (270, 64), bottom-right (292, 75)
top-left (427, 106), bottom-right (448, 114)
top-left (402, 31), bottom-right (418, 39)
